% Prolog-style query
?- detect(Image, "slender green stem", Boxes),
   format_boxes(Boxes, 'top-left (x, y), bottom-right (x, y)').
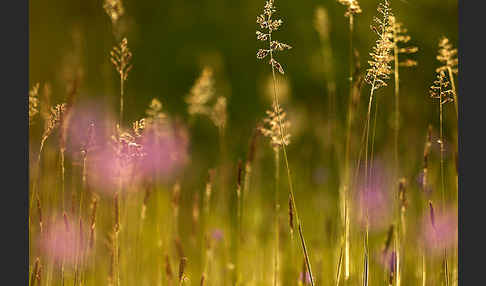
top-left (342, 15), bottom-right (354, 281)
top-left (268, 32), bottom-right (315, 286)
top-left (120, 75), bottom-right (124, 125)
top-left (447, 67), bottom-right (458, 121)
top-left (364, 80), bottom-right (377, 187)
top-left (274, 149), bottom-right (280, 286)
top-left (394, 43), bottom-right (400, 178)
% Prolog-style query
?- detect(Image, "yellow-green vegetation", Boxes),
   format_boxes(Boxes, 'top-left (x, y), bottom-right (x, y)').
top-left (29, 0), bottom-right (458, 285)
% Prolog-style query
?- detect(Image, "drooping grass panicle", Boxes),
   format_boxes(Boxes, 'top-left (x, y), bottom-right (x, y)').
top-left (29, 83), bottom-right (40, 126)
top-left (110, 38), bottom-right (132, 123)
top-left (256, 0), bottom-right (292, 75)
top-left (257, 1), bottom-right (314, 285)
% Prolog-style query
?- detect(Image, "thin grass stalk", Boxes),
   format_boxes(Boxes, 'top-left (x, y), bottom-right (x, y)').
top-left (342, 14), bottom-right (355, 281)
top-left (335, 247), bottom-right (343, 286)
top-left (369, 94), bottom-right (380, 179)
top-left (274, 149), bottom-right (280, 286)
top-left (422, 253), bottom-right (426, 286)
top-left (447, 67), bottom-right (458, 121)
top-left (393, 38), bottom-right (400, 178)
top-left (268, 33), bottom-right (315, 286)
top-left (364, 80), bottom-right (377, 186)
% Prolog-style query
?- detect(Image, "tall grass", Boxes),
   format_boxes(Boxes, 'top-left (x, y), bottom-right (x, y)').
top-left (28, 0), bottom-right (459, 285)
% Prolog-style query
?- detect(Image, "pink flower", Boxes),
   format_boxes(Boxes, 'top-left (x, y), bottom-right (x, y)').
top-left (65, 99), bottom-right (116, 160)
top-left (421, 206), bottom-right (457, 255)
top-left (354, 162), bottom-right (393, 231)
top-left (39, 215), bottom-right (89, 265)
top-left (138, 120), bottom-right (189, 181)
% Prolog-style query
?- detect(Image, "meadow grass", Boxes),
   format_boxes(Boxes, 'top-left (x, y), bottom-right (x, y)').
top-left (29, 0), bottom-right (458, 285)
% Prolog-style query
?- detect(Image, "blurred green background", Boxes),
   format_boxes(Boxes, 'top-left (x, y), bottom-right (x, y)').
top-left (29, 0), bottom-right (458, 232)
top-left (30, 0), bottom-right (457, 174)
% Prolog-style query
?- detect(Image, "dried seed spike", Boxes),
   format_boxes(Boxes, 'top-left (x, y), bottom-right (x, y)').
top-left (398, 178), bottom-right (408, 211)
top-left (237, 159), bottom-right (243, 189)
top-left (428, 201), bottom-right (436, 230)
top-left (165, 254), bottom-right (174, 281)
top-left (383, 224), bottom-right (394, 255)
top-left (178, 257), bottom-right (188, 282)
top-left (175, 238), bottom-right (185, 258)
top-left (114, 193), bottom-right (120, 233)
top-left (36, 195), bottom-right (43, 233)
top-left (63, 212), bottom-right (70, 233)
top-left (288, 194), bottom-right (294, 234)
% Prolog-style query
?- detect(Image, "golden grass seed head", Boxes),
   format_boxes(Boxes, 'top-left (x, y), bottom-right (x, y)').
top-left (429, 71), bottom-right (455, 105)
top-left (436, 37), bottom-right (458, 74)
top-left (29, 83), bottom-right (40, 125)
top-left (259, 103), bottom-right (291, 151)
top-left (388, 16), bottom-right (418, 68)
top-left (314, 6), bottom-right (330, 41)
top-left (256, 0), bottom-right (291, 75)
top-left (338, 0), bottom-right (362, 17)
top-left (104, 0), bottom-right (125, 26)
top-left (365, 0), bottom-right (394, 90)
top-left (110, 38), bottom-right (132, 81)
top-left (178, 257), bottom-right (188, 282)
top-left (186, 67), bottom-right (215, 116)
top-left (210, 96), bottom-right (227, 129)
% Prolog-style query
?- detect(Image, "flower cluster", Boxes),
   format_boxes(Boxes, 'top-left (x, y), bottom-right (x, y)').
top-left (436, 37), bottom-right (458, 74)
top-left (429, 71), bottom-right (455, 105)
top-left (365, 0), bottom-right (394, 91)
top-left (259, 103), bottom-right (291, 151)
top-left (256, 0), bottom-right (292, 75)
top-left (387, 16), bottom-right (418, 68)
top-left (41, 103), bottom-right (67, 144)
top-left (110, 38), bottom-right (132, 81)
top-left (185, 67), bottom-right (227, 129)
